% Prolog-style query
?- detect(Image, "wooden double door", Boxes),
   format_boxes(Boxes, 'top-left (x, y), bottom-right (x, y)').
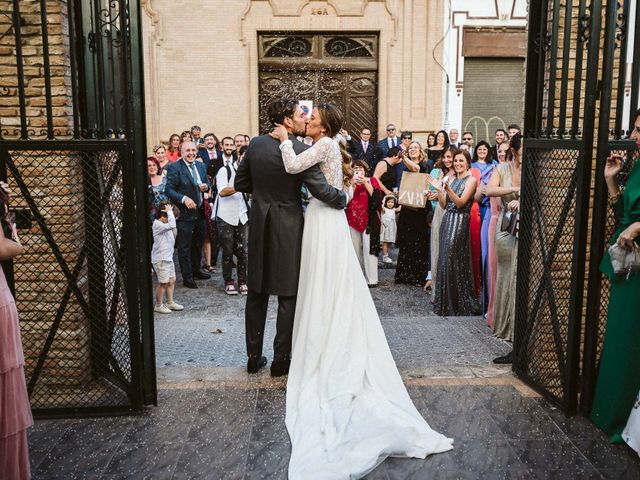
top-left (258, 70), bottom-right (377, 141)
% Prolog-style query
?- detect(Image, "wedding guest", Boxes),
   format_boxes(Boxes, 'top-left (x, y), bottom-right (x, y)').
top-left (346, 160), bottom-right (383, 287)
top-left (0, 181), bottom-right (31, 480)
top-left (198, 133), bottom-right (223, 273)
top-left (213, 141), bottom-right (249, 295)
top-left (165, 141), bottom-right (211, 289)
top-left (234, 134), bottom-right (247, 153)
top-left (486, 142), bottom-right (511, 328)
top-left (427, 130), bottom-right (450, 163)
top-left (148, 156), bottom-right (168, 221)
top-left (469, 166), bottom-right (482, 297)
top-left (373, 147), bottom-right (402, 196)
top-left (473, 141), bottom-right (498, 313)
top-left (166, 133), bottom-right (181, 162)
top-left (198, 133), bottom-right (223, 175)
top-left (426, 146), bottom-right (456, 298)
top-left (590, 109), bottom-right (640, 442)
top-left (375, 123), bottom-right (401, 165)
top-left (151, 203), bottom-right (183, 314)
top-left (154, 144), bottom-right (169, 171)
top-left (349, 127), bottom-right (377, 171)
top-left (426, 133), bottom-right (436, 150)
top-left (180, 130), bottom-right (193, 146)
top-left (462, 132), bottom-right (475, 157)
top-left (395, 141), bottom-right (432, 286)
top-left (490, 128), bottom-right (508, 160)
top-left (396, 131), bottom-right (414, 184)
top-left (449, 128), bottom-right (460, 148)
top-left (430, 149), bottom-right (480, 315)
top-left (191, 125), bottom-right (204, 146)
top-left (486, 133), bottom-right (522, 362)
top-left (381, 195), bottom-right (400, 264)
top-left (507, 124), bottom-right (521, 139)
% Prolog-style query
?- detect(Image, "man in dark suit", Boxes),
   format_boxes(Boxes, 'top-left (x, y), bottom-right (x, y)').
top-left (490, 128), bottom-right (508, 160)
top-left (349, 127), bottom-right (377, 171)
top-left (165, 142), bottom-right (212, 289)
top-left (375, 123), bottom-right (401, 164)
top-left (235, 98), bottom-right (347, 376)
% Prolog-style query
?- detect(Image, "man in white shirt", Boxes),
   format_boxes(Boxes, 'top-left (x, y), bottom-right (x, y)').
top-left (449, 128), bottom-right (460, 148)
top-left (213, 137), bottom-right (249, 295)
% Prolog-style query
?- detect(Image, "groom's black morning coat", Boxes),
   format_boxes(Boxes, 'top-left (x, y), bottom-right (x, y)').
top-left (235, 134), bottom-right (347, 296)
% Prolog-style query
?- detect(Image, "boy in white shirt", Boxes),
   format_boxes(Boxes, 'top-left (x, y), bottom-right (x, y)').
top-left (152, 203), bottom-right (184, 313)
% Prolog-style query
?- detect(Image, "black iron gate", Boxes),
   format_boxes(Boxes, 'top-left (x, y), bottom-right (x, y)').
top-left (516, 0), bottom-right (640, 413)
top-left (0, 0), bottom-right (156, 415)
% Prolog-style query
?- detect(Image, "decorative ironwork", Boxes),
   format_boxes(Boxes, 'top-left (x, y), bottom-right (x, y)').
top-left (578, 13), bottom-right (591, 43)
top-left (262, 36), bottom-right (313, 57)
top-left (324, 37), bottom-right (374, 58)
top-left (0, 0), bottom-right (156, 416)
top-left (520, 0), bottom-right (639, 415)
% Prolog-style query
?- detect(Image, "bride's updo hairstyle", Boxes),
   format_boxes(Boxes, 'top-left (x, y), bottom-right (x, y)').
top-left (316, 103), bottom-right (354, 187)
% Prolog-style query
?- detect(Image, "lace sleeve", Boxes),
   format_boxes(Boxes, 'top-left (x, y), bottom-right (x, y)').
top-left (280, 137), bottom-right (333, 174)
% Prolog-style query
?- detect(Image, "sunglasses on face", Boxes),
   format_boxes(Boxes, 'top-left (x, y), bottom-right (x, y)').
top-left (402, 136), bottom-right (412, 140)
top-left (387, 128), bottom-right (396, 132)
top-left (463, 137), bottom-right (472, 141)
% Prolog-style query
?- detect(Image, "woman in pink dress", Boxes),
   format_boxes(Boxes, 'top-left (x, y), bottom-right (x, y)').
top-left (486, 142), bottom-right (510, 328)
top-left (0, 182), bottom-right (32, 480)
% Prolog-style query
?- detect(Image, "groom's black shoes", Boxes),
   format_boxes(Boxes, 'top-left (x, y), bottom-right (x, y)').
top-left (270, 358), bottom-right (291, 377)
top-left (247, 355), bottom-right (268, 374)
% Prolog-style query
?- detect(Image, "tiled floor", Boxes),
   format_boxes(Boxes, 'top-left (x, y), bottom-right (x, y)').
top-left (28, 384), bottom-right (640, 479)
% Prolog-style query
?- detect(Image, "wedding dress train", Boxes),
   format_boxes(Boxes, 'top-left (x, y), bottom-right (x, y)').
top-left (280, 137), bottom-right (454, 480)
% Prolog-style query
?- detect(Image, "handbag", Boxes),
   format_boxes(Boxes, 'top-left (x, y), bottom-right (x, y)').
top-left (608, 242), bottom-right (640, 279)
top-left (397, 172), bottom-right (429, 209)
top-left (500, 210), bottom-right (519, 236)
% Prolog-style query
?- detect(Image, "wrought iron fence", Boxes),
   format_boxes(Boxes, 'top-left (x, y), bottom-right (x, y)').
top-left (0, 0), bottom-right (155, 416)
top-left (519, 0), bottom-right (640, 413)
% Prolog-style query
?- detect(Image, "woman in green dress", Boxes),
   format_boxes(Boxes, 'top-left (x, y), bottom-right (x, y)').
top-left (590, 109), bottom-right (640, 441)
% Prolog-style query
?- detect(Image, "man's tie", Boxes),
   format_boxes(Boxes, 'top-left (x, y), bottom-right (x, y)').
top-left (363, 142), bottom-right (368, 151)
top-left (392, 138), bottom-right (397, 148)
top-left (188, 163), bottom-right (202, 206)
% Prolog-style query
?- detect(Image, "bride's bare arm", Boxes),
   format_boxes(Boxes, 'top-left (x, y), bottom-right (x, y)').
top-left (280, 138), bottom-right (333, 174)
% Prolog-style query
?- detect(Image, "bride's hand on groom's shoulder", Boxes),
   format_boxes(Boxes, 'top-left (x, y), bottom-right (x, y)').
top-left (270, 124), bottom-right (288, 143)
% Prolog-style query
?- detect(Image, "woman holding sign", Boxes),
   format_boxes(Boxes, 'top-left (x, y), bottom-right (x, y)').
top-left (428, 150), bottom-right (481, 316)
top-left (395, 141), bottom-right (432, 286)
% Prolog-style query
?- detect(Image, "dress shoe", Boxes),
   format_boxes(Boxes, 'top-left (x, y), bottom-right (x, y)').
top-left (183, 279), bottom-right (198, 289)
top-left (193, 270), bottom-right (211, 280)
top-left (271, 359), bottom-right (291, 377)
top-left (493, 350), bottom-right (513, 364)
top-left (247, 355), bottom-right (267, 374)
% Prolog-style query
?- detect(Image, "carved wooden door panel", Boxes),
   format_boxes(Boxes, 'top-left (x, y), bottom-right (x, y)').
top-left (258, 70), bottom-right (377, 142)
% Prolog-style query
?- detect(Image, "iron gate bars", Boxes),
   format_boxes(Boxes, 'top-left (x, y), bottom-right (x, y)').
top-left (0, 0), bottom-right (156, 415)
top-left (519, 0), bottom-right (640, 414)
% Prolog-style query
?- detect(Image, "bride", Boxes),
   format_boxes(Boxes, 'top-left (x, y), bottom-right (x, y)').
top-left (271, 103), bottom-right (454, 480)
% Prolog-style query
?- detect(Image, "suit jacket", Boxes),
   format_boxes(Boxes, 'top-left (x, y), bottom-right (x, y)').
top-left (375, 136), bottom-right (401, 163)
top-left (197, 148), bottom-right (224, 177)
top-left (235, 134), bottom-right (347, 296)
top-left (164, 158), bottom-right (211, 222)
top-left (349, 139), bottom-right (377, 171)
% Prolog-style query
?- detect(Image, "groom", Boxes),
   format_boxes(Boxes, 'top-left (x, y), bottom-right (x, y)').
top-left (235, 98), bottom-right (347, 376)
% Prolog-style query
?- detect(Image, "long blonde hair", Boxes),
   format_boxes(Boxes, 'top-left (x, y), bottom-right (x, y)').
top-left (316, 103), bottom-right (354, 187)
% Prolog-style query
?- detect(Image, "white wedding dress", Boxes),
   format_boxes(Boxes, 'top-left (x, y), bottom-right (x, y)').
top-left (280, 136), bottom-right (454, 480)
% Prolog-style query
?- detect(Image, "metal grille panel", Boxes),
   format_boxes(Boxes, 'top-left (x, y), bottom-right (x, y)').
top-left (1, 144), bottom-right (142, 414)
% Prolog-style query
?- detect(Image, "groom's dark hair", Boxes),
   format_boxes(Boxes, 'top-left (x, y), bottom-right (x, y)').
top-left (267, 98), bottom-right (298, 127)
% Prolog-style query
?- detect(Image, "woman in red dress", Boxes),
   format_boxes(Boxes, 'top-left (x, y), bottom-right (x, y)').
top-left (0, 182), bottom-right (31, 480)
top-left (469, 167), bottom-right (482, 297)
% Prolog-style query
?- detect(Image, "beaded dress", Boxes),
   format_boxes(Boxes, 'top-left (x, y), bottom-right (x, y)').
top-left (434, 175), bottom-right (481, 316)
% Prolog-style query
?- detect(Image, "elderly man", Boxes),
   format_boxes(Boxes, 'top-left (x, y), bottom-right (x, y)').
top-left (375, 122), bottom-right (401, 164)
top-left (165, 141), bottom-right (212, 288)
top-left (449, 128), bottom-right (460, 148)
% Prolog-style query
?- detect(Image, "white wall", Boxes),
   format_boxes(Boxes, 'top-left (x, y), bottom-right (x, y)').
top-left (441, 0), bottom-right (527, 132)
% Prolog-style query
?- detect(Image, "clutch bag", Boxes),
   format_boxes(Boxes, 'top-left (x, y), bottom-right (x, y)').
top-left (608, 242), bottom-right (640, 279)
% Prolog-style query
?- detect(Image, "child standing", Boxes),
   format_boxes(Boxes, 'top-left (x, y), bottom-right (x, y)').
top-left (381, 195), bottom-right (400, 264)
top-left (152, 203), bottom-right (184, 314)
